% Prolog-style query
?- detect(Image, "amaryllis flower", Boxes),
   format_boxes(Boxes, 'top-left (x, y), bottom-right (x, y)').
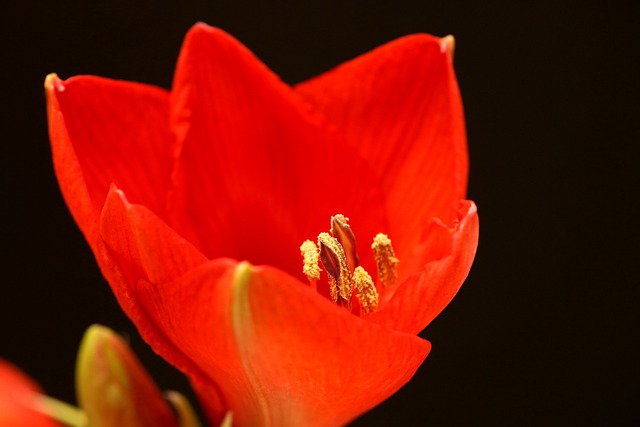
top-left (45, 23), bottom-right (478, 426)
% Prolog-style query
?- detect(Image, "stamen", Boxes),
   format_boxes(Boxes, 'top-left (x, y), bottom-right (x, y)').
top-left (299, 215), bottom-right (400, 316)
top-left (371, 233), bottom-right (399, 288)
top-left (300, 240), bottom-right (321, 288)
top-left (330, 214), bottom-right (360, 271)
top-left (353, 266), bottom-right (378, 315)
top-left (317, 232), bottom-right (352, 303)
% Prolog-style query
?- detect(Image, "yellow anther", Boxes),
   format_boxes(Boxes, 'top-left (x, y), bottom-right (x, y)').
top-left (353, 266), bottom-right (378, 314)
top-left (371, 233), bottom-right (399, 288)
top-left (327, 277), bottom-right (338, 303)
top-left (317, 232), bottom-right (352, 303)
top-left (300, 240), bottom-right (321, 281)
top-left (334, 213), bottom-right (348, 223)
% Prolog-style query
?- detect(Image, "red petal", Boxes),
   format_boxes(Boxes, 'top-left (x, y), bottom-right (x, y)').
top-left (295, 35), bottom-right (468, 261)
top-left (167, 23), bottom-right (386, 277)
top-left (99, 186), bottom-right (207, 284)
top-left (0, 360), bottom-right (61, 427)
top-left (134, 262), bottom-right (431, 427)
top-left (233, 265), bottom-right (431, 426)
top-left (45, 74), bottom-right (174, 246)
top-left (134, 260), bottom-right (247, 426)
top-left (96, 186), bottom-right (214, 387)
top-left (46, 74), bottom-right (99, 245)
top-left (369, 201), bottom-right (479, 334)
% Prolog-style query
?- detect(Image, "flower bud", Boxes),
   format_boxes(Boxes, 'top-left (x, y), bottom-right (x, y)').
top-left (76, 325), bottom-right (179, 427)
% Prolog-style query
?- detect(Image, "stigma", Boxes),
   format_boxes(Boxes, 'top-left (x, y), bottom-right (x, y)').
top-left (299, 215), bottom-right (399, 315)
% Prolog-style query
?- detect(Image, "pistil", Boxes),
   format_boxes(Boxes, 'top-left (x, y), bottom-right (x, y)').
top-left (317, 232), bottom-right (352, 305)
top-left (330, 214), bottom-right (359, 271)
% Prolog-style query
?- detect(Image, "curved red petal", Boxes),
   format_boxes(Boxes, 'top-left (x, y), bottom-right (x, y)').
top-left (167, 23), bottom-right (387, 278)
top-left (134, 260), bottom-right (250, 426)
top-left (46, 74), bottom-right (99, 246)
top-left (95, 186), bottom-right (215, 390)
top-left (369, 201), bottom-right (479, 334)
top-left (0, 360), bottom-right (61, 427)
top-left (233, 264), bottom-right (431, 426)
top-left (99, 186), bottom-right (207, 284)
top-left (295, 35), bottom-right (468, 261)
top-left (134, 261), bottom-right (431, 427)
top-left (46, 74), bottom-right (174, 236)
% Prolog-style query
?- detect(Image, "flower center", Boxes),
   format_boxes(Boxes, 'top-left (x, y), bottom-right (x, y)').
top-left (299, 214), bottom-right (399, 315)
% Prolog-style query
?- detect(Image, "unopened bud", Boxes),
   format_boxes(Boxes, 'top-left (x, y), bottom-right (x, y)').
top-left (76, 325), bottom-right (180, 427)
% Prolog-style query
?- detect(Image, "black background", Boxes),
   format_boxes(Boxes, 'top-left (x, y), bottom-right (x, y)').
top-left (1, 1), bottom-right (639, 426)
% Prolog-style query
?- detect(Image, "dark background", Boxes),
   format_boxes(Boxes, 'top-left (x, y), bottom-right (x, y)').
top-left (1, 1), bottom-right (638, 426)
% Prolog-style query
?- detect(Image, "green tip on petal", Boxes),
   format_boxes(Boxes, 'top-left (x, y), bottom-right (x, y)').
top-left (440, 34), bottom-right (455, 58)
top-left (44, 73), bottom-right (60, 91)
top-left (76, 324), bottom-right (179, 427)
top-left (234, 261), bottom-right (254, 287)
top-left (231, 260), bottom-right (256, 339)
top-left (231, 261), bottom-right (254, 331)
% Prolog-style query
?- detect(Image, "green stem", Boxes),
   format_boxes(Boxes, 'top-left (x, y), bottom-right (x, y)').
top-left (34, 393), bottom-right (88, 427)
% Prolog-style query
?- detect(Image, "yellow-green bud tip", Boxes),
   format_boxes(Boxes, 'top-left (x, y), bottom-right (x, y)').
top-left (76, 324), bottom-right (179, 427)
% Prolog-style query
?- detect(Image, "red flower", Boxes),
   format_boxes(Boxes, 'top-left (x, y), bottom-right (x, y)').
top-left (45, 23), bottom-right (478, 426)
top-left (0, 361), bottom-right (61, 427)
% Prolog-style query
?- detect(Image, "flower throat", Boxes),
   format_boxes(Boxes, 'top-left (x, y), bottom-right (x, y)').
top-left (300, 215), bottom-right (399, 315)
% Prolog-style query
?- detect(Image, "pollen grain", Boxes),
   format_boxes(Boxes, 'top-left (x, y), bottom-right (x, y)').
top-left (300, 240), bottom-right (321, 282)
top-left (372, 233), bottom-right (399, 288)
top-left (353, 266), bottom-right (378, 315)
